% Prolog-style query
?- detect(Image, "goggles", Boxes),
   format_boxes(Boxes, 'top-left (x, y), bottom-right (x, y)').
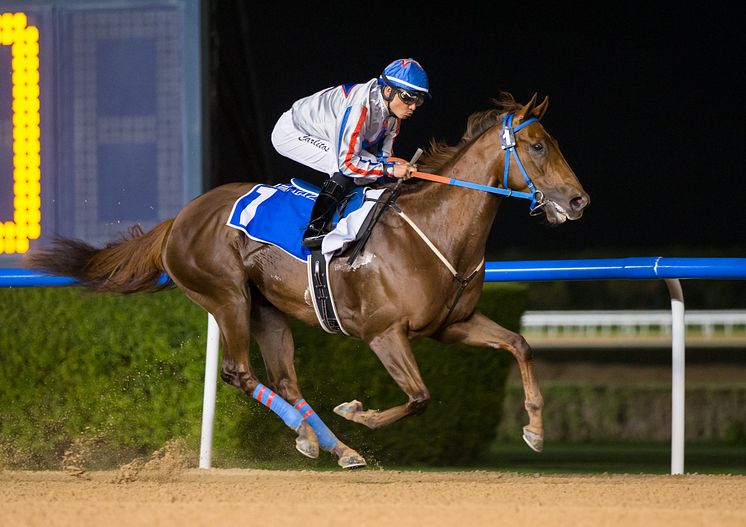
top-left (396, 89), bottom-right (425, 107)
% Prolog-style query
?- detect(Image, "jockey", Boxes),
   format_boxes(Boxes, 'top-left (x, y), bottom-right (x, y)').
top-left (271, 58), bottom-right (429, 249)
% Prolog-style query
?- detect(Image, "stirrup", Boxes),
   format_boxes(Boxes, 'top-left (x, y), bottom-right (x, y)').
top-left (302, 232), bottom-right (325, 249)
top-left (302, 222), bottom-right (328, 248)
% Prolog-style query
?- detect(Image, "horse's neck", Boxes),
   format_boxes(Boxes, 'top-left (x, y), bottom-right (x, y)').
top-left (401, 142), bottom-right (502, 271)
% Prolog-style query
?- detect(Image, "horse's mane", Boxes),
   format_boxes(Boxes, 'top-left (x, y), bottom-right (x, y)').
top-left (418, 92), bottom-right (523, 173)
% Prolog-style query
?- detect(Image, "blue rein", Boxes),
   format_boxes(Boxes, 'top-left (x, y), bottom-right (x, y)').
top-left (419, 113), bottom-right (546, 213)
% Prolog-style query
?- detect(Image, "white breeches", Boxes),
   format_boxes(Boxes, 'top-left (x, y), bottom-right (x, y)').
top-left (271, 111), bottom-right (338, 176)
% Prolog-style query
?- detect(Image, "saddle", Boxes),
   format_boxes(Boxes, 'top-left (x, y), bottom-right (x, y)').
top-left (226, 179), bottom-right (383, 262)
top-left (226, 178), bottom-right (401, 334)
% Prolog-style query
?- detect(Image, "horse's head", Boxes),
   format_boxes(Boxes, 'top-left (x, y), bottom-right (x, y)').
top-left (492, 94), bottom-right (590, 224)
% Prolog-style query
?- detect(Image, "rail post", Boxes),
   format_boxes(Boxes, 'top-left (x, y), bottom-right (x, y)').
top-left (665, 279), bottom-right (685, 475)
top-left (199, 313), bottom-right (220, 469)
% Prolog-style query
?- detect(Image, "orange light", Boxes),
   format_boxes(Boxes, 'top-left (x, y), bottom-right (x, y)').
top-left (1, 12), bottom-right (41, 255)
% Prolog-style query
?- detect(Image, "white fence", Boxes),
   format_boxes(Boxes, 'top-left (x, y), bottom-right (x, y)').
top-left (521, 310), bottom-right (746, 338)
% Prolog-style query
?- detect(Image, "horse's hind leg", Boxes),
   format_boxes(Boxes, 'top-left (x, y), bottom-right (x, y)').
top-left (334, 323), bottom-right (431, 429)
top-left (174, 282), bottom-right (319, 459)
top-left (435, 311), bottom-right (544, 452)
top-left (250, 292), bottom-right (366, 469)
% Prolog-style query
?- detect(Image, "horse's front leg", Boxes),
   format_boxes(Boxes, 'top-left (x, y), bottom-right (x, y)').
top-left (435, 311), bottom-right (544, 452)
top-left (334, 323), bottom-right (430, 429)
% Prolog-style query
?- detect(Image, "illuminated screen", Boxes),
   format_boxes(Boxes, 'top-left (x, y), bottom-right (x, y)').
top-left (0, 2), bottom-right (200, 259)
top-left (0, 12), bottom-right (40, 254)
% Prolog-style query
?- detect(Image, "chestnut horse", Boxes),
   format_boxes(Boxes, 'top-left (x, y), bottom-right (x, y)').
top-left (28, 93), bottom-right (589, 468)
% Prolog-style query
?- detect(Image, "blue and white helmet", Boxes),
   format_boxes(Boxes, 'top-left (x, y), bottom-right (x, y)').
top-left (379, 58), bottom-right (430, 96)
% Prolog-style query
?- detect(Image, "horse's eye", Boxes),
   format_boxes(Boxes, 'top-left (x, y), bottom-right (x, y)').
top-left (532, 143), bottom-right (544, 152)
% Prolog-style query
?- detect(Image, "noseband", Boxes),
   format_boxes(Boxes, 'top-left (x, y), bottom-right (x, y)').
top-left (499, 113), bottom-right (547, 215)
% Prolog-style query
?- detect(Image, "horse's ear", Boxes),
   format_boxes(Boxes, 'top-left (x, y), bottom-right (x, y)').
top-left (515, 93), bottom-right (538, 123)
top-left (533, 96), bottom-right (549, 120)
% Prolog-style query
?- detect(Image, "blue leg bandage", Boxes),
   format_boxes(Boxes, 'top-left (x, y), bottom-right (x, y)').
top-left (294, 399), bottom-right (338, 451)
top-left (252, 384), bottom-right (303, 431)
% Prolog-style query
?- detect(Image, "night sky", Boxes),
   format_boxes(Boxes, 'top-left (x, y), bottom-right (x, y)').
top-left (215, 4), bottom-right (744, 257)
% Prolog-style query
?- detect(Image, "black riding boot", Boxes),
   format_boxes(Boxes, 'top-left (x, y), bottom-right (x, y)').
top-left (302, 173), bottom-right (356, 249)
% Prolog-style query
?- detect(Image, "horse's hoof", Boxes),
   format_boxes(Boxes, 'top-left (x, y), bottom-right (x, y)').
top-left (295, 422), bottom-right (319, 459)
top-left (333, 400), bottom-right (363, 419)
top-left (338, 451), bottom-right (367, 470)
top-left (522, 427), bottom-right (544, 453)
top-left (296, 436), bottom-right (320, 459)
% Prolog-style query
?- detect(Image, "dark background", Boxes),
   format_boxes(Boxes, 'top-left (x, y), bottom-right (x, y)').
top-left (206, 2), bottom-right (744, 258)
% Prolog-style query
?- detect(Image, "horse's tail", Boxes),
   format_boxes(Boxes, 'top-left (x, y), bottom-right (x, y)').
top-left (26, 219), bottom-right (175, 294)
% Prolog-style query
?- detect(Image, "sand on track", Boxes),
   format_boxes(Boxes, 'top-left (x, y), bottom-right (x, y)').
top-left (1, 469), bottom-right (744, 527)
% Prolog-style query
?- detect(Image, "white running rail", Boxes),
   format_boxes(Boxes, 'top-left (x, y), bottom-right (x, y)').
top-left (521, 309), bottom-right (746, 337)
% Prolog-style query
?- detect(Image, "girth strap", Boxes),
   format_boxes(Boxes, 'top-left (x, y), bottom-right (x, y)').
top-left (307, 251), bottom-right (349, 335)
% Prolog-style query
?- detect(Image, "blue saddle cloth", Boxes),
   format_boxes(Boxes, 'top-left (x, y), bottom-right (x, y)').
top-left (226, 179), bottom-right (367, 262)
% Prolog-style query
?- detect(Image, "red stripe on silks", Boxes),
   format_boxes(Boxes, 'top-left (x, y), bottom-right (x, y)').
top-left (265, 391), bottom-right (276, 408)
top-left (295, 400), bottom-right (308, 411)
top-left (302, 409), bottom-right (314, 419)
top-left (344, 107), bottom-right (383, 177)
top-left (256, 386), bottom-right (267, 403)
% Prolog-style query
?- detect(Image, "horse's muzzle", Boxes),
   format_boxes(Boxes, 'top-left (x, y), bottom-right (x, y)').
top-left (543, 191), bottom-right (590, 224)
top-left (568, 193), bottom-right (590, 216)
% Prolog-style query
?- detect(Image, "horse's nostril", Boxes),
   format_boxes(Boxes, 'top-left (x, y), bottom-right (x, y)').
top-left (570, 195), bottom-right (588, 211)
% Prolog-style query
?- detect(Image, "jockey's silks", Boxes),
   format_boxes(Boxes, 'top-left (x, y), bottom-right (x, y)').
top-left (283, 79), bottom-right (400, 181)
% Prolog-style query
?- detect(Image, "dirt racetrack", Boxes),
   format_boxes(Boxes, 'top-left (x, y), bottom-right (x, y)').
top-left (1, 469), bottom-right (745, 527)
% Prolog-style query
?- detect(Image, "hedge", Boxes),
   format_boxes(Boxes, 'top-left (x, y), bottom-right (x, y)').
top-left (498, 383), bottom-right (746, 444)
top-left (0, 282), bottom-right (526, 468)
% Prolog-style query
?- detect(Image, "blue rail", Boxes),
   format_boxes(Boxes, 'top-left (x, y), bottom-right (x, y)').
top-left (3, 257), bottom-right (746, 287)
top-left (0, 269), bottom-right (172, 287)
top-left (0, 268), bottom-right (77, 287)
top-left (484, 257), bottom-right (746, 281)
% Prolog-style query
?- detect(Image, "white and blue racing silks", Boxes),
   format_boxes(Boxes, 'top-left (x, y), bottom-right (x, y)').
top-left (289, 78), bottom-right (400, 181)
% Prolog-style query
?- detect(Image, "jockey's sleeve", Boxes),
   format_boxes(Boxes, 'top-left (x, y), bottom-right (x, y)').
top-left (336, 104), bottom-right (386, 180)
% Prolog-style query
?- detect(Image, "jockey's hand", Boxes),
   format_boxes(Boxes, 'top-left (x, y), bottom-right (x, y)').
top-left (393, 162), bottom-right (417, 180)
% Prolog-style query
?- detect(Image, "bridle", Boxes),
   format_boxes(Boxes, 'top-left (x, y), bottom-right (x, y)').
top-left (408, 112), bottom-right (548, 215)
top-left (498, 113), bottom-right (547, 215)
